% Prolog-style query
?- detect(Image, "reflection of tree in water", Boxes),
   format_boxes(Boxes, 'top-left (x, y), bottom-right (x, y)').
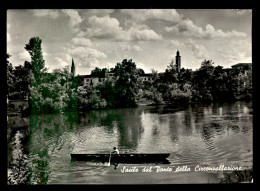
top-left (29, 148), bottom-right (50, 184)
top-left (8, 131), bottom-right (29, 184)
top-left (78, 108), bottom-right (143, 151)
top-left (201, 123), bottom-right (216, 150)
top-left (29, 113), bottom-right (78, 184)
top-left (168, 119), bottom-right (179, 143)
top-left (182, 108), bottom-right (194, 137)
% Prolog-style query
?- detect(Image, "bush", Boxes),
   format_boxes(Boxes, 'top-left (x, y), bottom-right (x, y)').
top-left (170, 93), bottom-right (191, 105)
top-left (89, 89), bottom-right (107, 110)
top-left (220, 168), bottom-right (253, 183)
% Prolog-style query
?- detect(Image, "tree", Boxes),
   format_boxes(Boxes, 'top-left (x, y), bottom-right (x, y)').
top-left (7, 54), bottom-right (15, 96)
top-left (12, 62), bottom-right (31, 99)
top-left (178, 68), bottom-right (192, 90)
top-left (91, 67), bottom-right (109, 78)
top-left (191, 60), bottom-right (215, 102)
top-left (143, 69), bottom-right (164, 106)
top-left (113, 59), bottom-right (141, 107)
top-left (25, 37), bottom-right (46, 84)
top-left (161, 59), bottom-right (178, 84)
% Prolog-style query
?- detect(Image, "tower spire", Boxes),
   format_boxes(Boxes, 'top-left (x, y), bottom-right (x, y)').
top-left (175, 50), bottom-right (181, 73)
top-left (71, 58), bottom-right (75, 77)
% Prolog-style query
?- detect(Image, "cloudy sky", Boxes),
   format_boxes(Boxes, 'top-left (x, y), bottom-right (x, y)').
top-left (7, 9), bottom-right (252, 75)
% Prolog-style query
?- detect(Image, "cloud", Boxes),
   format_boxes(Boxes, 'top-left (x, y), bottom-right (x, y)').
top-left (205, 24), bottom-right (247, 38)
top-left (169, 40), bottom-right (185, 47)
top-left (71, 37), bottom-right (92, 46)
top-left (225, 9), bottom-right (251, 16)
top-left (62, 9), bottom-right (83, 33)
top-left (80, 9), bottom-right (115, 17)
top-left (164, 26), bottom-right (174, 32)
top-left (234, 9), bottom-right (252, 16)
top-left (185, 40), bottom-right (209, 59)
top-left (85, 15), bottom-right (123, 39)
top-left (129, 27), bottom-right (162, 41)
top-left (165, 18), bottom-right (247, 39)
top-left (7, 23), bottom-right (11, 42)
top-left (217, 39), bottom-right (252, 66)
top-left (67, 46), bottom-right (107, 59)
top-left (17, 51), bottom-right (30, 61)
top-left (7, 33), bottom-right (11, 42)
top-left (33, 9), bottom-right (59, 19)
top-left (121, 9), bottom-right (182, 24)
top-left (17, 49), bottom-right (48, 63)
top-left (84, 15), bottom-right (162, 41)
top-left (54, 57), bottom-right (69, 67)
top-left (119, 44), bottom-right (143, 51)
top-left (64, 43), bottom-right (107, 68)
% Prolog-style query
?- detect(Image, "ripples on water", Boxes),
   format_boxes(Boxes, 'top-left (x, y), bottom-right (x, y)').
top-left (26, 101), bottom-right (252, 184)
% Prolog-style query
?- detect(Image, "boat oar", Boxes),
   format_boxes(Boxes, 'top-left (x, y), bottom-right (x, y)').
top-left (108, 152), bottom-right (111, 166)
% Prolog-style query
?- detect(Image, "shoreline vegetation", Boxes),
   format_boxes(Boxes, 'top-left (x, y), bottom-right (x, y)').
top-left (6, 33), bottom-right (253, 184)
top-left (220, 168), bottom-right (253, 183)
top-left (7, 37), bottom-right (252, 115)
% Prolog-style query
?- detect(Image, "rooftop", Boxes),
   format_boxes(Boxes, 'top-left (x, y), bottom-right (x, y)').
top-left (231, 63), bottom-right (252, 68)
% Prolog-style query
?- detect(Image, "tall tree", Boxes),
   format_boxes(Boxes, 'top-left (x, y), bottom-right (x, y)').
top-left (113, 59), bottom-right (141, 107)
top-left (25, 37), bottom-right (46, 84)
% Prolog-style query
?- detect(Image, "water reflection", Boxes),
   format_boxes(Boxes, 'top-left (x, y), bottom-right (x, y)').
top-left (14, 101), bottom-right (253, 184)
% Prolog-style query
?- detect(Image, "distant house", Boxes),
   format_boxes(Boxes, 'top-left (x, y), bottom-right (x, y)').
top-left (105, 72), bottom-right (115, 79)
top-left (79, 71), bottom-right (156, 87)
top-left (140, 73), bottom-right (153, 82)
top-left (231, 63), bottom-right (252, 76)
top-left (79, 72), bottom-right (114, 87)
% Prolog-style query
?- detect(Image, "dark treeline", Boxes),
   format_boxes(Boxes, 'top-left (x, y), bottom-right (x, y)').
top-left (78, 59), bottom-right (252, 110)
top-left (7, 37), bottom-right (252, 113)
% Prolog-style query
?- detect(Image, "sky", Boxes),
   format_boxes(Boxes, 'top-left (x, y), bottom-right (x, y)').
top-left (7, 9), bottom-right (252, 75)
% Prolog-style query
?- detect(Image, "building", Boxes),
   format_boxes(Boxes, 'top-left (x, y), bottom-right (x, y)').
top-left (79, 71), bottom-right (155, 87)
top-left (231, 63), bottom-right (252, 76)
top-left (175, 50), bottom-right (181, 73)
top-left (77, 51), bottom-right (183, 87)
top-left (79, 71), bottom-right (115, 87)
top-left (140, 73), bottom-right (153, 83)
top-left (105, 72), bottom-right (115, 79)
top-left (231, 63), bottom-right (252, 70)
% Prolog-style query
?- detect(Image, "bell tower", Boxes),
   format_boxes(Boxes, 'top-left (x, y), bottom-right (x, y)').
top-left (175, 50), bottom-right (181, 73)
top-left (71, 58), bottom-right (75, 77)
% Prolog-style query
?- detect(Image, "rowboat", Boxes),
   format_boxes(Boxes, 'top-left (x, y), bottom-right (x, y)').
top-left (70, 153), bottom-right (170, 164)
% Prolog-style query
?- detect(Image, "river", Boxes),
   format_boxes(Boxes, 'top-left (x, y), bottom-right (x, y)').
top-left (8, 101), bottom-right (253, 184)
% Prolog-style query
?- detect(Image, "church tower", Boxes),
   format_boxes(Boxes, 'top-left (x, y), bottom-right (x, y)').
top-left (71, 58), bottom-right (75, 77)
top-left (175, 50), bottom-right (181, 73)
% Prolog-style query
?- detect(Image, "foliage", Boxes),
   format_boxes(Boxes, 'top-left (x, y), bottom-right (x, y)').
top-left (144, 69), bottom-right (164, 105)
top-left (9, 62), bottom-right (31, 99)
top-left (113, 59), bottom-right (142, 107)
top-left (7, 54), bottom-right (15, 96)
top-left (89, 89), bottom-right (107, 109)
top-left (8, 131), bottom-right (29, 184)
top-left (91, 67), bottom-right (109, 78)
top-left (220, 168), bottom-right (253, 183)
top-left (23, 37), bottom-right (78, 113)
top-left (30, 67), bottom-right (78, 113)
top-left (10, 36), bottom-right (252, 112)
top-left (96, 80), bottom-right (118, 108)
top-left (25, 37), bottom-right (46, 84)
top-left (77, 85), bottom-right (91, 109)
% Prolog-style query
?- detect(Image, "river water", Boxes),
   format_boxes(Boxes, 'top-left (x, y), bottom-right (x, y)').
top-left (13, 101), bottom-right (253, 184)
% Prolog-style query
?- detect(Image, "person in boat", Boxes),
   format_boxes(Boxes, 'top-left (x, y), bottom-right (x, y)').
top-left (111, 147), bottom-right (119, 154)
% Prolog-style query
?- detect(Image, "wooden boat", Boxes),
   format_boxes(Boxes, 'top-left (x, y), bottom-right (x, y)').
top-left (70, 153), bottom-right (170, 164)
